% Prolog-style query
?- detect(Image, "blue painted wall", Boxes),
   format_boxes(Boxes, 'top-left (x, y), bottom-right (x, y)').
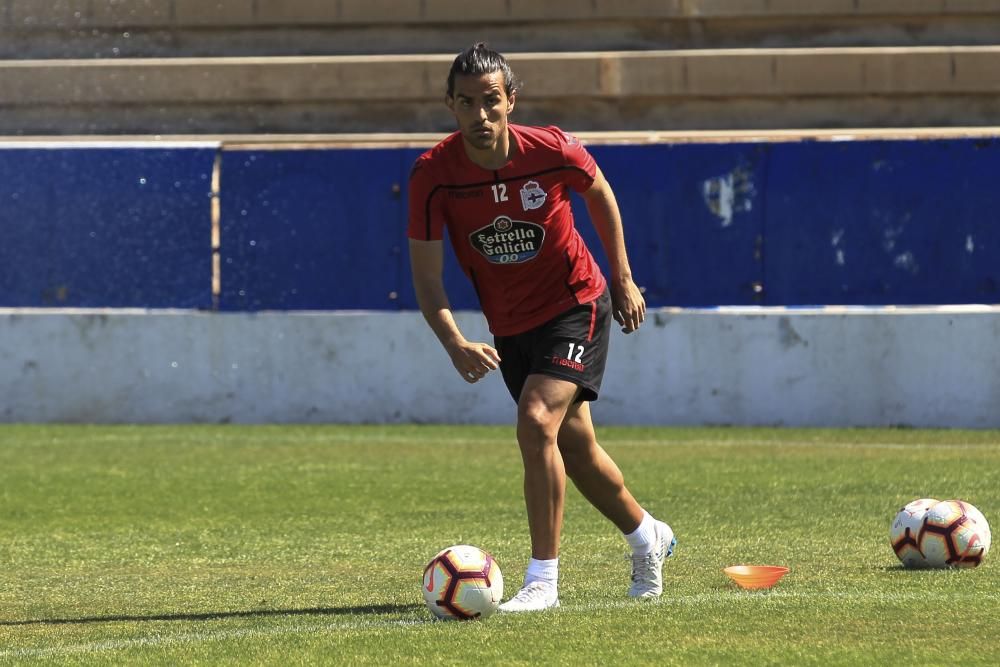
top-left (572, 143), bottom-right (768, 307)
top-left (219, 138), bottom-right (999, 310)
top-left (217, 147), bottom-right (480, 312)
top-left (0, 146), bottom-right (216, 308)
top-left (2, 138), bottom-right (998, 310)
top-left (219, 148), bottom-right (415, 311)
top-left (765, 139), bottom-right (1000, 305)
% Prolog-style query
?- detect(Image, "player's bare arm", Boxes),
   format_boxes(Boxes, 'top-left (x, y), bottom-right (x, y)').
top-left (408, 238), bottom-right (501, 383)
top-left (581, 166), bottom-right (646, 333)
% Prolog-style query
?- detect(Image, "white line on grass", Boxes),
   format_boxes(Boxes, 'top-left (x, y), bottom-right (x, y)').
top-left (607, 439), bottom-right (1000, 451)
top-left (284, 434), bottom-right (1000, 452)
top-left (0, 617), bottom-right (423, 660)
top-left (323, 436), bottom-right (998, 452)
top-left (4, 590), bottom-right (999, 660)
top-left (39, 430), bottom-right (1000, 451)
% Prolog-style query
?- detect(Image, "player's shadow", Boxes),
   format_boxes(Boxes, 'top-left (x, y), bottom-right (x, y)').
top-left (0, 602), bottom-right (424, 627)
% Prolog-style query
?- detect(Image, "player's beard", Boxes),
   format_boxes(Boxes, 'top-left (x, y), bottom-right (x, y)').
top-left (466, 122), bottom-right (498, 150)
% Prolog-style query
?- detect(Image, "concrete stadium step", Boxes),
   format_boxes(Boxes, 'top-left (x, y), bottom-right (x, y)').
top-left (2, 0), bottom-right (999, 58)
top-left (2, 47), bottom-right (1000, 134)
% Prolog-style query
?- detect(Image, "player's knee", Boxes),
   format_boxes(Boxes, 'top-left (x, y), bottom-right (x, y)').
top-left (516, 402), bottom-right (560, 450)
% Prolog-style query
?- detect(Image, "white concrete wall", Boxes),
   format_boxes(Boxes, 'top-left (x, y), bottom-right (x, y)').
top-left (1, 307), bottom-right (998, 427)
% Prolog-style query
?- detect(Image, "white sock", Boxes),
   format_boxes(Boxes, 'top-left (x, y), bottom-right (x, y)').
top-left (524, 557), bottom-right (559, 588)
top-left (625, 511), bottom-right (656, 555)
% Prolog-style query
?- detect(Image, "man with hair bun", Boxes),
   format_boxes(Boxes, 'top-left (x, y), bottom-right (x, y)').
top-left (408, 43), bottom-right (675, 612)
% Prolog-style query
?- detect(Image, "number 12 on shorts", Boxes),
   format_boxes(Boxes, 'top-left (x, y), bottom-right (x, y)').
top-left (567, 343), bottom-right (585, 363)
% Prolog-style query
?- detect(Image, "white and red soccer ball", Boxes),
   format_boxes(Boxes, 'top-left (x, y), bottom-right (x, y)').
top-left (890, 498), bottom-right (991, 569)
top-left (422, 545), bottom-right (503, 620)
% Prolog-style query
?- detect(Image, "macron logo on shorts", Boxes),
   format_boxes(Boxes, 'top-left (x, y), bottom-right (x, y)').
top-left (551, 357), bottom-right (585, 372)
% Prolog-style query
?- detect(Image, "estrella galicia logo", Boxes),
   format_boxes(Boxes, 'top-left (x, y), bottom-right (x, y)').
top-left (520, 180), bottom-right (547, 211)
top-left (470, 215), bottom-right (544, 264)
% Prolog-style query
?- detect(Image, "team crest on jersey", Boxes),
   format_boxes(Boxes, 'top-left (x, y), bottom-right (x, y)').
top-left (561, 131), bottom-right (580, 146)
top-left (470, 215), bottom-right (544, 265)
top-left (520, 180), bottom-right (547, 211)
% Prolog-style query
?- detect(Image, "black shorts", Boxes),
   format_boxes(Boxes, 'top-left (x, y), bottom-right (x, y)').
top-left (494, 288), bottom-right (612, 403)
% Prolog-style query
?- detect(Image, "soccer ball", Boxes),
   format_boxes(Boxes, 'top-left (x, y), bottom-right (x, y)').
top-left (421, 545), bottom-right (503, 620)
top-left (890, 498), bottom-right (939, 568)
top-left (918, 500), bottom-right (991, 568)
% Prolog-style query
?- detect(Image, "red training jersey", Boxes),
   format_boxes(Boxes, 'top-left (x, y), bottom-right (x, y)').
top-left (408, 124), bottom-right (607, 336)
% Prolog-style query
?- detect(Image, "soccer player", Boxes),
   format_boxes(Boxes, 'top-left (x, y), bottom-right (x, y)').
top-left (407, 43), bottom-right (675, 612)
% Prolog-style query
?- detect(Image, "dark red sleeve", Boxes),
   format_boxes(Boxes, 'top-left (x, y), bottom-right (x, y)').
top-left (558, 129), bottom-right (597, 193)
top-left (407, 157), bottom-right (446, 241)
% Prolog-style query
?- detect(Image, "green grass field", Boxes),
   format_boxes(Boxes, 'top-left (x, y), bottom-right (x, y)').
top-left (0, 425), bottom-right (997, 665)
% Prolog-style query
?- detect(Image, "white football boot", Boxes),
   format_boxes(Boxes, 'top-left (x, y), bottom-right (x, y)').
top-left (628, 520), bottom-right (676, 598)
top-left (497, 581), bottom-right (560, 613)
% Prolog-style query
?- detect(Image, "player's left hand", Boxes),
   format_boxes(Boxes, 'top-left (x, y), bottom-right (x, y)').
top-left (611, 279), bottom-right (645, 334)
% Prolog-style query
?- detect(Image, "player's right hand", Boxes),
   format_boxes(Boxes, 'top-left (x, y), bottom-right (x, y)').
top-left (447, 341), bottom-right (501, 384)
